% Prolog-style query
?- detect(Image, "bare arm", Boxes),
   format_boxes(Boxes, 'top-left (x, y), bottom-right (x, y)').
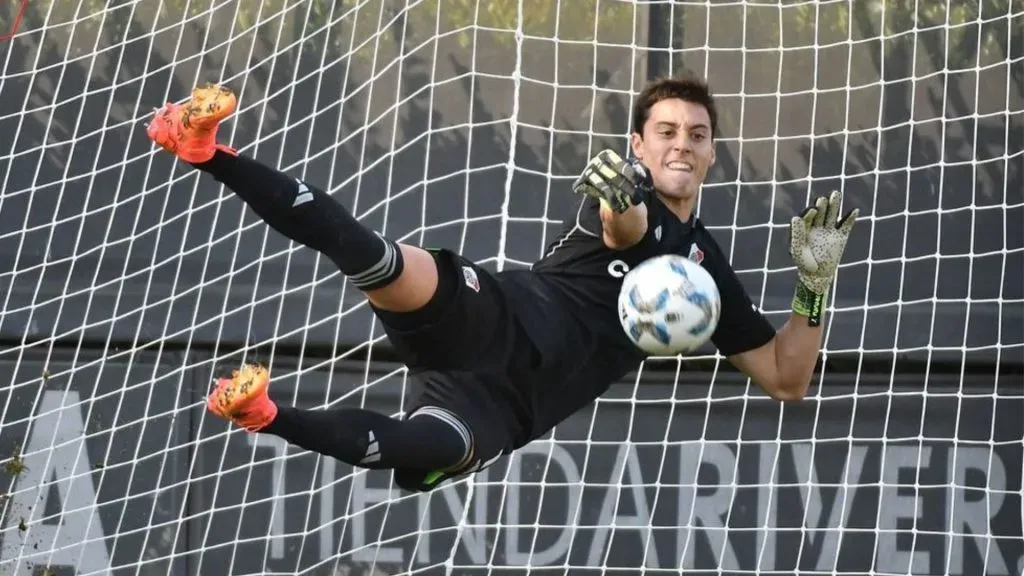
top-left (727, 311), bottom-right (823, 402)
top-left (599, 200), bottom-right (648, 250)
top-left (728, 190), bottom-right (859, 402)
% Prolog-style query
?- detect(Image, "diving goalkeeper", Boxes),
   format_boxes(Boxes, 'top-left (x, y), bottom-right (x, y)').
top-left (146, 76), bottom-right (857, 492)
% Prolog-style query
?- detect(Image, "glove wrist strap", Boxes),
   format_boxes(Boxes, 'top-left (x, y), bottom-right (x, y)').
top-left (791, 279), bottom-right (826, 327)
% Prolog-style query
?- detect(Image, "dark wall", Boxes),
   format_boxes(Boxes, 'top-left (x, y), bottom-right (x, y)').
top-left (0, 2), bottom-right (1019, 364)
top-left (0, 352), bottom-right (1020, 575)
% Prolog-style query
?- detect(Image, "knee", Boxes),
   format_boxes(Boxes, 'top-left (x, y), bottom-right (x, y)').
top-left (365, 245), bottom-right (440, 313)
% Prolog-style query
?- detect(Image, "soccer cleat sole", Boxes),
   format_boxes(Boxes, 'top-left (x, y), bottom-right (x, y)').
top-left (208, 362), bottom-right (270, 420)
top-left (180, 84), bottom-right (237, 131)
top-left (146, 84), bottom-right (237, 162)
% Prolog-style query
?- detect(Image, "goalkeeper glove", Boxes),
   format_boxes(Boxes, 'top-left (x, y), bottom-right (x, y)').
top-left (572, 149), bottom-right (653, 214)
top-left (789, 190), bottom-right (859, 326)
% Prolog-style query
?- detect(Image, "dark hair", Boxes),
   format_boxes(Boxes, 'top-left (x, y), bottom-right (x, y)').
top-left (631, 74), bottom-right (718, 139)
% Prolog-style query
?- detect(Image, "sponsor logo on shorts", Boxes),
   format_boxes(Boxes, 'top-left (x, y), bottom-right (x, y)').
top-left (462, 266), bottom-right (480, 292)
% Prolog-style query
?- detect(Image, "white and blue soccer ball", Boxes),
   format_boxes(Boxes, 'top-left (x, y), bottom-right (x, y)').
top-left (617, 254), bottom-right (721, 355)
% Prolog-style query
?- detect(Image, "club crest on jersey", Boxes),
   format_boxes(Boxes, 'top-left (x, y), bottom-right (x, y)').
top-left (462, 266), bottom-right (480, 292)
top-left (688, 242), bottom-right (704, 264)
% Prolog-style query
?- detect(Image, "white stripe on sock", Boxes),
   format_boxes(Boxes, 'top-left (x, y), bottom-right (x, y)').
top-left (349, 236), bottom-right (398, 288)
top-left (409, 407), bottom-right (472, 456)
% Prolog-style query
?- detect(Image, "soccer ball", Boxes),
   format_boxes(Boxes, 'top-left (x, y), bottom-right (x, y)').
top-left (617, 254), bottom-right (721, 355)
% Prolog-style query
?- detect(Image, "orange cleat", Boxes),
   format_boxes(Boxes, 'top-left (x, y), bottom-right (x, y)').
top-left (146, 84), bottom-right (238, 164)
top-left (207, 362), bottom-right (278, 432)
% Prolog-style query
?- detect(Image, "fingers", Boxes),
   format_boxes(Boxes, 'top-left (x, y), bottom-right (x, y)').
top-left (593, 166), bottom-right (636, 199)
top-left (804, 190), bottom-right (856, 231)
top-left (790, 214), bottom-right (806, 238)
top-left (838, 207), bottom-right (859, 235)
top-left (618, 160), bottom-right (637, 182)
top-left (597, 149), bottom-right (624, 166)
top-left (571, 156), bottom-right (601, 196)
top-left (573, 148), bottom-right (640, 202)
top-left (825, 189), bottom-right (841, 226)
top-left (597, 150), bottom-right (639, 194)
top-left (595, 150), bottom-right (623, 183)
top-left (801, 207), bottom-right (818, 230)
top-left (789, 213), bottom-right (809, 249)
top-left (625, 158), bottom-right (653, 197)
top-left (813, 196), bottom-right (828, 227)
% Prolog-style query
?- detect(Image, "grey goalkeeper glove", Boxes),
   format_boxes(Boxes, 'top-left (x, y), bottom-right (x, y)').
top-left (572, 149), bottom-right (653, 214)
top-left (789, 189), bottom-right (859, 326)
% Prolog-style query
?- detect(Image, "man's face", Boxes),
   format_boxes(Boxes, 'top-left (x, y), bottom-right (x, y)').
top-left (630, 98), bottom-right (715, 203)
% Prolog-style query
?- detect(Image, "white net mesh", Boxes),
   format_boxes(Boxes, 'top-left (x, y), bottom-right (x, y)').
top-left (0, 0), bottom-right (1021, 574)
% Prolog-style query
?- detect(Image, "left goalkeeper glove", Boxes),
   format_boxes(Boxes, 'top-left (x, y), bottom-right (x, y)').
top-left (789, 190), bottom-right (859, 326)
top-left (572, 149), bottom-right (653, 214)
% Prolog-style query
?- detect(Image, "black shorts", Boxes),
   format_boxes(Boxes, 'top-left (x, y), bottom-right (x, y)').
top-left (379, 249), bottom-right (519, 374)
top-left (377, 250), bottom-right (535, 485)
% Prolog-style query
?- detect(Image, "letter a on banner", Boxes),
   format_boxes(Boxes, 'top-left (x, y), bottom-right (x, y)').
top-left (0, 391), bottom-right (111, 574)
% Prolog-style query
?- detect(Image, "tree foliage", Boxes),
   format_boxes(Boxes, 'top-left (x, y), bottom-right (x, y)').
top-left (789, 0), bottom-right (1022, 68)
top-left (23, 0), bottom-right (1022, 62)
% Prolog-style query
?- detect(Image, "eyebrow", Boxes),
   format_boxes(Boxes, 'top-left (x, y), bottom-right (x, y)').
top-left (654, 120), bottom-right (710, 132)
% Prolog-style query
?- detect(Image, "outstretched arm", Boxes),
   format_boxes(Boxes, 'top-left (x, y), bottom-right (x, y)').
top-left (573, 149), bottom-right (653, 250)
top-left (728, 314), bottom-right (823, 401)
top-left (599, 201), bottom-right (648, 249)
top-left (729, 190), bottom-right (859, 401)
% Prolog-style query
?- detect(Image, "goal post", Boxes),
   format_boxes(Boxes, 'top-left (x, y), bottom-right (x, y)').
top-left (0, 1), bottom-right (1021, 575)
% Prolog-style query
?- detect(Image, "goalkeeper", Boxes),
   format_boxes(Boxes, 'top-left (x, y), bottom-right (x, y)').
top-left (146, 76), bottom-right (857, 492)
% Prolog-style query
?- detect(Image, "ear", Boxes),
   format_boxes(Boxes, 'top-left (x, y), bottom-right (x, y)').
top-left (709, 142), bottom-right (716, 167)
top-left (630, 132), bottom-right (644, 161)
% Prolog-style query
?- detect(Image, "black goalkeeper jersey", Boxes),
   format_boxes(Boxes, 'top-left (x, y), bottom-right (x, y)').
top-left (494, 191), bottom-right (776, 445)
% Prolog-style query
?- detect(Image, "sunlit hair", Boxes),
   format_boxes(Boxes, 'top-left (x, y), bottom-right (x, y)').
top-left (632, 74), bottom-right (719, 140)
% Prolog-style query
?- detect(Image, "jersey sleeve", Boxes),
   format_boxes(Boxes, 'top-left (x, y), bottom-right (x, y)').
top-left (704, 238), bottom-right (777, 356)
top-left (574, 194), bottom-right (604, 238)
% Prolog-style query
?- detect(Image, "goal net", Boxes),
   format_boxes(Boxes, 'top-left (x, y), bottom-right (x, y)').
top-left (0, 0), bottom-right (1021, 574)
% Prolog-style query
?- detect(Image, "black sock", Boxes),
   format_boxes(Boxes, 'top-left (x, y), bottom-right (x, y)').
top-left (194, 150), bottom-right (403, 291)
top-left (262, 405), bottom-right (472, 472)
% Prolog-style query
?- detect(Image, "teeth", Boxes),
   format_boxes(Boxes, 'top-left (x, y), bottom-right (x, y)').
top-left (667, 162), bottom-right (692, 171)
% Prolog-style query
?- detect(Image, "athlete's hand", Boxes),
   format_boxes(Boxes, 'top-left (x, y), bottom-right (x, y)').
top-left (789, 190), bottom-right (858, 324)
top-left (789, 190), bottom-right (858, 294)
top-left (572, 149), bottom-right (653, 214)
